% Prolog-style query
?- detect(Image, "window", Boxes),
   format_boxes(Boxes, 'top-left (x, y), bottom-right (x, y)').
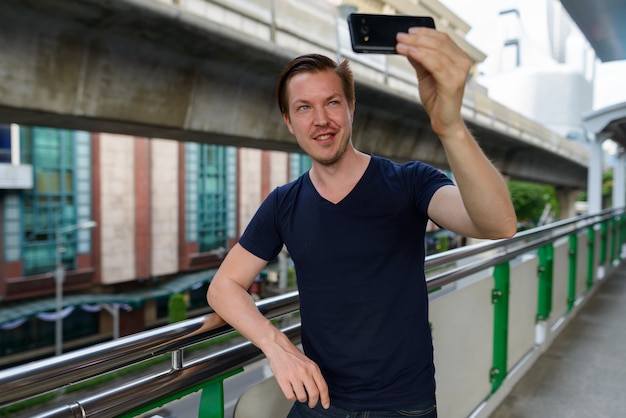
top-left (20, 128), bottom-right (76, 274)
top-left (290, 153), bottom-right (312, 181)
top-left (197, 145), bottom-right (228, 252)
top-left (17, 127), bottom-right (92, 276)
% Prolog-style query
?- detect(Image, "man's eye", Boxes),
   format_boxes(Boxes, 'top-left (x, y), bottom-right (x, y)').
top-left (298, 105), bottom-right (310, 111)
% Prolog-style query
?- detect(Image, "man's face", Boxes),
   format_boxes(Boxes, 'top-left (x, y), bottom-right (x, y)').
top-left (283, 70), bottom-right (355, 166)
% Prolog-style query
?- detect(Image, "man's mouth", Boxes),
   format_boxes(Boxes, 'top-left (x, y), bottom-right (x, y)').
top-left (314, 133), bottom-right (334, 141)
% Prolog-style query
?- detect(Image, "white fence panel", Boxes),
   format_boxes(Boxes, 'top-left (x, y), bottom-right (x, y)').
top-left (507, 255), bottom-right (539, 371)
top-left (430, 273), bottom-right (493, 418)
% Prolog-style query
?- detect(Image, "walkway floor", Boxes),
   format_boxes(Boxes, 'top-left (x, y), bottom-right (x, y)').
top-left (490, 262), bottom-right (626, 418)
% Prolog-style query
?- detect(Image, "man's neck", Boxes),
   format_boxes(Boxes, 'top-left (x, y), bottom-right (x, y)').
top-left (309, 150), bottom-right (371, 204)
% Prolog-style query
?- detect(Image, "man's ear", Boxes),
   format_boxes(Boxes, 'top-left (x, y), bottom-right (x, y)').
top-left (282, 112), bottom-right (294, 135)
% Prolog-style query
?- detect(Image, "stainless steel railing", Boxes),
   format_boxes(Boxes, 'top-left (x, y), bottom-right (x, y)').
top-left (0, 208), bottom-right (623, 417)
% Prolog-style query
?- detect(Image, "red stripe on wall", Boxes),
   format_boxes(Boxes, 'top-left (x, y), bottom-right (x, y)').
top-left (91, 133), bottom-right (102, 284)
top-left (261, 151), bottom-right (271, 198)
top-left (134, 137), bottom-right (151, 278)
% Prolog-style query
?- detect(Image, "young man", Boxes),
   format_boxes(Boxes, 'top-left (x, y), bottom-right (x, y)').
top-left (207, 27), bottom-right (516, 417)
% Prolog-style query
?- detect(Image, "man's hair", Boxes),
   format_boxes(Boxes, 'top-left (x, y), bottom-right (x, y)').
top-left (276, 54), bottom-right (355, 115)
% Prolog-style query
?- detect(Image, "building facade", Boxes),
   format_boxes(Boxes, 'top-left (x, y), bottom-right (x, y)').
top-left (0, 126), bottom-right (310, 365)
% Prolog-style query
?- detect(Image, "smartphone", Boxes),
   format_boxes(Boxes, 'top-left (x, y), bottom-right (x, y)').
top-left (347, 13), bottom-right (436, 54)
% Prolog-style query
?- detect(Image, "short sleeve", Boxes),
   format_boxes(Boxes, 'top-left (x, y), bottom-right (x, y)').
top-left (238, 189), bottom-right (285, 261)
top-left (403, 161), bottom-right (454, 215)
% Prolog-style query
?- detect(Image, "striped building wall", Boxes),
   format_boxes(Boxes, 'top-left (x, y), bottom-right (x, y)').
top-left (99, 133), bottom-right (136, 284)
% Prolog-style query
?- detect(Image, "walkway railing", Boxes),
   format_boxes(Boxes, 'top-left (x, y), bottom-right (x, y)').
top-left (1, 208), bottom-right (624, 418)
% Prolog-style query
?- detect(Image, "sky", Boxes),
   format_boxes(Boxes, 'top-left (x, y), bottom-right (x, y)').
top-left (440, 0), bottom-right (626, 111)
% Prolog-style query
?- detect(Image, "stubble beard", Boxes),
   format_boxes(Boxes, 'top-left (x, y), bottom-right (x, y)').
top-left (312, 134), bottom-right (351, 167)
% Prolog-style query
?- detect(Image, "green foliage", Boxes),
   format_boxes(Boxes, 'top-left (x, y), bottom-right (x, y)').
top-left (168, 293), bottom-right (187, 324)
top-left (579, 169), bottom-right (613, 206)
top-left (438, 235), bottom-right (448, 252)
top-left (0, 392), bottom-right (56, 417)
top-left (508, 180), bottom-right (559, 228)
top-left (287, 267), bottom-right (297, 288)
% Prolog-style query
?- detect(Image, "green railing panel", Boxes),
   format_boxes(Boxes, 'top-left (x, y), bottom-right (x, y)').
top-left (616, 215), bottom-right (625, 262)
top-left (568, 234), bottom-right (578, 312)
top-left (587, 226), bottom-right (596, 291)
top-left (198, 368), bottom-right (243, 418)
top-left (621, 214), bottom-right (626, 253)
top-left (121, 368), bottom-right (243, 418)
top-left (537, 244), bottom-right (554, 321)
top-left (600, 222), bottom-right (608, 264)
top-left (490, 262), bottom-right (510, 393)
top-left (611, 218), bottom-right (618, 264)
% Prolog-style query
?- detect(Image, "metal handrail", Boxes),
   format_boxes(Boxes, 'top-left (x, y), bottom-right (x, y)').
top-left (0, 291), bottom-right (299, 405)
top-left (1, 208), bottom-right (623, 417)
top-left (425, 208), bottom-right (617, 275)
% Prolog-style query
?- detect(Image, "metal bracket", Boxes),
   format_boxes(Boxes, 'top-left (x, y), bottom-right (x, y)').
top-left (491, 289), bottom-right (502, 304)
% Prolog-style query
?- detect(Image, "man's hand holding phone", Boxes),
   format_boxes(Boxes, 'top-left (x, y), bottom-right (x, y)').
top-left (396, 27), bottom-right (471, 141)
top-left (348, 13), bottom-right (435, 54)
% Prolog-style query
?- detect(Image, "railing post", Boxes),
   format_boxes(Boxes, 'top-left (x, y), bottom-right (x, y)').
top-left (618, 215), bottom-right (623, 261)
top-left (198, 368), bottom-right (243, 418)
top-left (600, 221), bottom-right (608, 265)
top-left (537, 244), bottom-right (554, 321)
top-left (587, 226), bottom-right (596, 290)
top-left (490, 262), bottom-right (510, 393)
top-left (122, 368), bottom-right (244, 418)
top-left (621, 214), bottom-right (626, 257)
top-left (611, 217), bottom-right (618, 265)
top-left (618, 214), bottom-right (626, 260)
top-left (567, 233), bottom-right (578, 312)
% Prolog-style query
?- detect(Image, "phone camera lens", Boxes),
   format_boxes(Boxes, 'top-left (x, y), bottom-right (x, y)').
top-left (360, 24), bottom-right (369, 35)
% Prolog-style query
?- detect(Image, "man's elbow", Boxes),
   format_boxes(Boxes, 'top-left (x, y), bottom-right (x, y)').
top-left (206, 280), bottom-right (221, 310)
top-left (501, 223), bottom-right (518, 239)
top-left (477, 214), bottom-right (517, 240)
top-left (494, 215), bottom-right (518, 239)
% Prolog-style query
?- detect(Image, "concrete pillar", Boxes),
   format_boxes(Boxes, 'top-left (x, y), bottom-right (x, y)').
top-left (556, 188), bottom-right (580, 219)
top-left (613, 150), bottom-right (625, 209)
top-left (588, 139), bottom-right (604, 214)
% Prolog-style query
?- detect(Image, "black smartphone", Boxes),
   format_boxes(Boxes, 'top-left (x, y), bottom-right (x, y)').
top-left (347, 13), bottom-right (436, 54)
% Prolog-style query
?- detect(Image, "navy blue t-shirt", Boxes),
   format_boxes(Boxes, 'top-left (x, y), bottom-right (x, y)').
top-left (239, 155), bottom-right (453, 410)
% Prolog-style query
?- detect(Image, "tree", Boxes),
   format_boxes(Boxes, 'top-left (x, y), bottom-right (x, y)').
top-left (168, 293), bottom-right (187, 324)
top-left (508, 180), bottom-right (559, 229)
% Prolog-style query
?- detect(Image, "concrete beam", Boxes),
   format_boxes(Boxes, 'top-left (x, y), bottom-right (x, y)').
top-left (0, 0), bottom-right (588, 189)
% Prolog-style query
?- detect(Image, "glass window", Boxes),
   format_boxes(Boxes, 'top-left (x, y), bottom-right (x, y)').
top-left (197, 145), bottom-right (228, 252)
top-left (290, 153), bottom-right (312, 181)
top-left (20, 127), bottom-right (77, 275)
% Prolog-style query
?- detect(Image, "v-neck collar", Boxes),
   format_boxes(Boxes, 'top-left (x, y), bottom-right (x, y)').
top-left (305, 156), bottom-right (375, 206)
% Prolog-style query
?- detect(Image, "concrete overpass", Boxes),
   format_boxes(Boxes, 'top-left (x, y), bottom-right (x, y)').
top-left (0, 0), bottom-right (589, 190)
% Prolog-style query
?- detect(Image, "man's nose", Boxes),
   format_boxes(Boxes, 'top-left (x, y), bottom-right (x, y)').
top-left (313, 107), bottom-right (329, 125)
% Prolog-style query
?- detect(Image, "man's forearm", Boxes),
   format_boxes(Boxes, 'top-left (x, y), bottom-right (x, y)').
top-left (208, 278), bottom-right (283, 349)
top-left (441, 124), bottom-right (517, 238)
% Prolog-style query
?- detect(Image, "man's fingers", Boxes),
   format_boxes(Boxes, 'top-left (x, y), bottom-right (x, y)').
top-left (266, 344), bottom-right (330, 409)
top-left (277, 377), bottom-right (297, 401)
top-left (292, 382), bottom-right (309, 404)
top-left (303, 381), bottom-right (320, 408)
top-left (314, 373), bottom-right (330, 409)
top-left (276, 372), bottom-right (329, 409)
